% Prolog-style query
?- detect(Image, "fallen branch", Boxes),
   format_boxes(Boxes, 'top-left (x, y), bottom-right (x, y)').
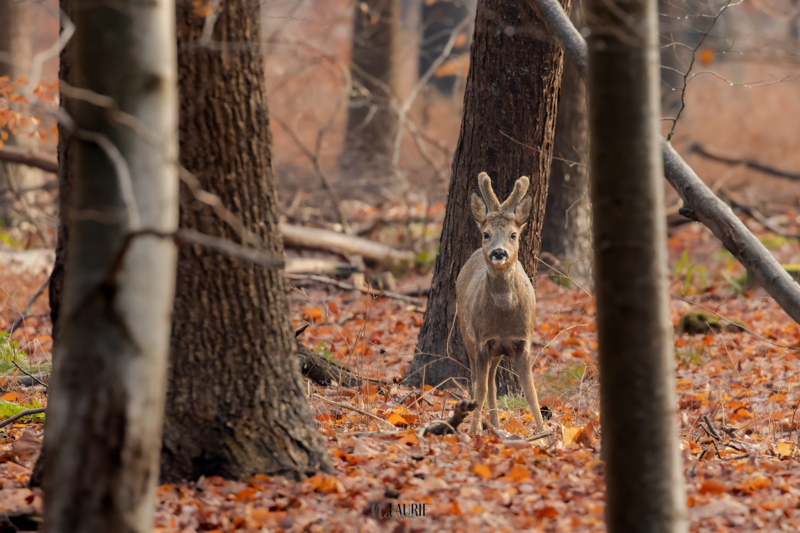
top-left (311, 393), bottom-right (396, 430)
top-left (281, 224), bottom-right (415, 269)
top-left (0, 408), bottom-right (46, 429)
top-left (0, 146), bottom-right (59, 173)
top-left (285, 257), bottom-right (359, 276)
top-left (295, 327), bottom-right (382, 388)
top-left (529, 0), bottom-right (800, 325)
top-left (689, 143), bottom-right (800, 182)
top-left (287, 273), bottom-right (425, 307)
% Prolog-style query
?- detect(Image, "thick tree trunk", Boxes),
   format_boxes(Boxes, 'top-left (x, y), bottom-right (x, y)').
top-left (0, 0), bottom-right (37, 219)
top-left (41, 0), bottom-right (179, 529)
top-left (541, 0), bottom-right (591, 283)
top-left (160, 0), bottom-right (331, 482)
top-left (419, 0), bottom-right (473, 95)
top-left (341, 0), bottom-right (399, 186)
top-left (587, 0), bottom-right (687, 527)
top-left (405, 0), bottom-right (565, 395)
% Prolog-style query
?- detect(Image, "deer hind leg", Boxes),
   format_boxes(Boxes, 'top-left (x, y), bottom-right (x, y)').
top-left (512, 343), bottom-right (546, 434)
top-left (487, 356), bottom-right (502, 429)
top-left (469, 345), bottom-right (491, 435)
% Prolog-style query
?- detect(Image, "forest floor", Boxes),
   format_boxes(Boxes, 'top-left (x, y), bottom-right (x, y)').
top-left (3, 213), bottom-right (800, 531)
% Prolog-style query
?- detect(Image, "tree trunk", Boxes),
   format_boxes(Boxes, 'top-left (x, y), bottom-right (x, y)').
top-left (586, 0), bottom-right (687, 527)
top-left (419, 0), bottom-right (473, 95)
top-left (160, 0), bottom-right (331, 482)
top-left (541, 0), bottom-right (591, 284)
top-left (341, 0), bottom-right (399, 188)
top-left (41, 0), bottom-right (179, 529)
top-left (0, 0), bottom-right (37, 220)
top-left (404, 0), bottom-right (566, 395)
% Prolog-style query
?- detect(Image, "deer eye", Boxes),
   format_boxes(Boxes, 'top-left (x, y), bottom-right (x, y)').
top-left (483, 232), bottom-right (490, 240)
top-left (510, 233), bottom-right (518, 240)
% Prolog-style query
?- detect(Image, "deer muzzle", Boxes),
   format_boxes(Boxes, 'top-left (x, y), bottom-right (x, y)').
top-left (489, 248), bottom-right (509, 266)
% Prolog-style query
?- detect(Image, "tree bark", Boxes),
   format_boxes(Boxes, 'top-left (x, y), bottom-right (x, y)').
top-left (41, 0), bottom-right (179, 529)
top-left (586, 0), bottom-right (687, 527)
top-left (160, 0), bottom-right (331, 482)
top-left (341, 0), bottom-right (400, 185)
top-left (541, 0), bottom-right (591, 283)
top-left (405, 0), bottom-right (566, 395)
top-left (0, 0), bottom-right (38, 219)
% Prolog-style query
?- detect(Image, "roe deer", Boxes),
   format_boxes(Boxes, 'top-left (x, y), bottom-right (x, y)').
top-left (456, 172), bottom-right (546, 436)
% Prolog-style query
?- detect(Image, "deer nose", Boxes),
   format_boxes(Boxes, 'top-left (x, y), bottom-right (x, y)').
top-left (489, 249), bottom-right (508, 261)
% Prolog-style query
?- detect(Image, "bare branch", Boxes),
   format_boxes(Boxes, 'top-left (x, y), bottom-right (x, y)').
top-left (0, 146), bottom-right (59, 173)
top-left (529, 0), bottom-right (800, 325)
top-left (690, 143), bottom-right (800, 182)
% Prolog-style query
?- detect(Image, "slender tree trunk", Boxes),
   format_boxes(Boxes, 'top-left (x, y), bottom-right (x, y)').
top-left (404, 0), bottom-right (566, 394)
top-left (0, 0), bottom-right (37, 220)
top-left (160, 0), bottom-right (331, 482)
top-left (28, 2), bottom-right (75, 492)
top-left (419, 0), bottom-right (473, 95)
top-left (541, 0), bottom-right (591, 283)
top-left (341, 0), bottom-right (399, 187)
top-left (41, 0), bottom-right (179, 529)
top-left (586, 0), bottom-right (687, 527)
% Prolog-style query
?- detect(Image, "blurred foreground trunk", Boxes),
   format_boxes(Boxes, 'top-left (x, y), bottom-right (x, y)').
top-left (41, 0), bottom-right (179, 529)
top-left (160, 0), bottom-right (331, 482)
top-left (541, 0), bottom-right (591, 284)
top-left (405, 0), bottom-right (566, 395)
top-left (341, 0), bottom-right (400, 195)
top-left (586, 0), bottom-right (687, 526)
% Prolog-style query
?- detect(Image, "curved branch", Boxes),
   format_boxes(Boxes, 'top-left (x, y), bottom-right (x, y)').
top-left (528, 0), bottom-right (800, 324)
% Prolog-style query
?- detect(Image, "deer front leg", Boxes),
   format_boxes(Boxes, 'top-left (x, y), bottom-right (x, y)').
top-left (469, 346), bottom-right (491, 435)
top-left (487, 356), bottom-right (502, 429)
top-left (513, 346), bottom-right (547, 434)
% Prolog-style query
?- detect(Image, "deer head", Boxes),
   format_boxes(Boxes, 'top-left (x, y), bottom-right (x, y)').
top-left (470, 172), bottom-right (533, 270)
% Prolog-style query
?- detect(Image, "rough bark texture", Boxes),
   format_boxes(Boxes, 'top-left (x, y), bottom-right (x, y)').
top-left (0, 0), bottom-right (37, 219)
top-left (341, 0), bottom-right (399, 184)
top-left (160, 0), bottom-right (331, 482)
top-left (419, 0), bottom-right (473, 95)
top-left (405, 0), bottom-right (566, 395)
top-left (48, 10), bottom-right (76, 341)
top-left (41, 0), bottom-right (179, 528)
top-left (541, 0), bottom-right (591, 283)
top-left (587, 0), bottom-right (687, 527)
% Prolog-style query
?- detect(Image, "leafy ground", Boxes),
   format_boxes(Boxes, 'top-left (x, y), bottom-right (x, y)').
top-left (4, 214), bottom-right (800, 531)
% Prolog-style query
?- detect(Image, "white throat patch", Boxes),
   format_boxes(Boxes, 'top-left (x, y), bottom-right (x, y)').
top-left (493, 292), bottom-right (514, 309)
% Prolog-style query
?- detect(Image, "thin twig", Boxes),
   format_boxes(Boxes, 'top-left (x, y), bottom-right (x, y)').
top-left (311, 393), bottom-right (395, 430)
top-left (703, 415), bottom-right (721, 440)
top-left (11, 361), bottom-right (48, 389)
top-left (286, 273), bottom-right (425, 307)
top-left (527, 432), bottom-right (553, 442)
top-left (0, 408), bottom-right (46, 428)
top-left (272, 115), bottom-right (351, 234)
top-left (6, 274), bottom-right (51, 335)
top-left (690, 143), bottom-right (800, 182)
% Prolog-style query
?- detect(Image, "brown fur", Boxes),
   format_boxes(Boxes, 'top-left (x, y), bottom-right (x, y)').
top-left (457, 173), bottom-right (546, 436)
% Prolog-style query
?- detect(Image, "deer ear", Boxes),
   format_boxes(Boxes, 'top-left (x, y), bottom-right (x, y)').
top-left (470, 190), bottom-right (487, 224)
top-left (515, 195), bottom-right (533, 225)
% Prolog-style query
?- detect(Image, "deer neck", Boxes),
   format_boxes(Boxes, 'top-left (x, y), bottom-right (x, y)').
top-left (485, 263), bottom-right (519, 310)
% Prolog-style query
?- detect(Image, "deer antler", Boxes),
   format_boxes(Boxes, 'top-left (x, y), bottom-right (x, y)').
top-left (500, 176), bottom-right (530, 216)
top-left (478, 172), bottom-right (501, 214)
